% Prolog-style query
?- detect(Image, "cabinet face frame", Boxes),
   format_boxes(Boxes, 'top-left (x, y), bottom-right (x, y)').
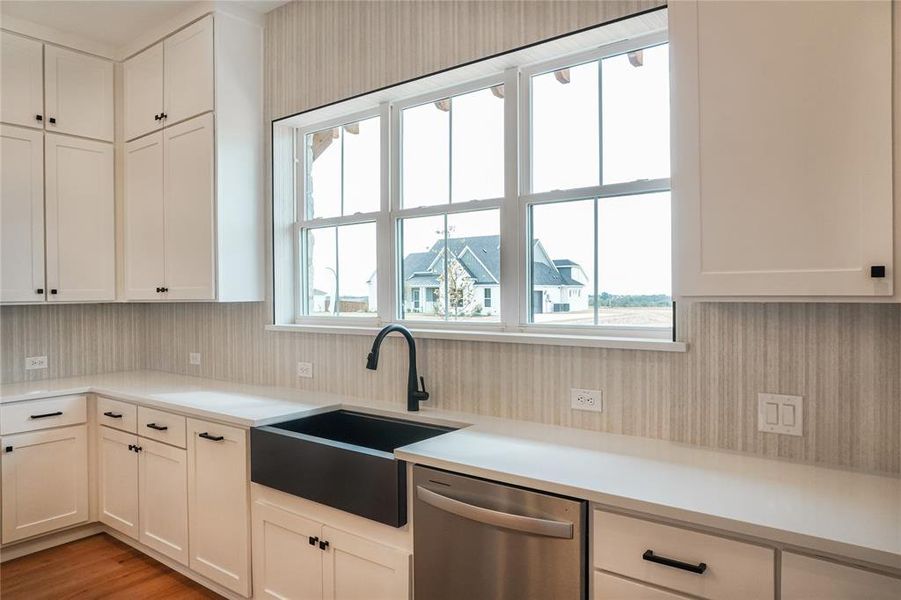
top-left (0, 125), bottom-right (45, 302)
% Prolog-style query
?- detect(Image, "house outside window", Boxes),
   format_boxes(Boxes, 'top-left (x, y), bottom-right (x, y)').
top-left (484, 288), bottom-right (492, 308)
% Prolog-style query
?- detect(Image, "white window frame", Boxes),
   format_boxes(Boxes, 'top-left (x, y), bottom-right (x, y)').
top-left (286, 29), bottom-right (680, 348)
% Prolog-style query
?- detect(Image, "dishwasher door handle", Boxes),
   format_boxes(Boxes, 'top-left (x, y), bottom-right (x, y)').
top-left (416, 486), bottom-right (573, 539)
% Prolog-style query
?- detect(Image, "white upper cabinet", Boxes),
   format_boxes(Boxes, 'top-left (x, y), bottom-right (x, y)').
top-left (0, 32), bottom-right (44, 128)
top-left (164, 16), bottom-right (214, 126)
top-left (163, 114), bottom-right (215, 300)
top-left (124, 132), bottom-right (166, 300)
top-left (124, 42), bottom-right (164, 141)
top-left (1, 125), bottom-right (45, 303)
top-left (44, 46), bottom-right (114, 142)
top-left (671, 0), bottom-right (894, 298)
top-left (44, 133), bottom-right (115, 301)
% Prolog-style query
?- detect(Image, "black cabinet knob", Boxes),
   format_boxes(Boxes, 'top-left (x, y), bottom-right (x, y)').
top-left (36, 288), bottom-right (44, 294)
top-left (161, 287), bottom-right (168, 292)
top-left (318, 540), bottom-right (329, 551)
top-left (50, 289), bottom-right (58, 295)
top-left (35, 114), bottom-right (43, 122)
top-left (48, 117), bottom-right (56, 124)
top-left (154, 114), bottom-right (161, 121)
top-left (160, 113), bottom-right (167, 120)
top-left (871, 265), bottom-right (886, 278)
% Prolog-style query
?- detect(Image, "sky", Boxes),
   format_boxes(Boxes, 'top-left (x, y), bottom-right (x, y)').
top-left (304, 42), bottom-right (671, 308)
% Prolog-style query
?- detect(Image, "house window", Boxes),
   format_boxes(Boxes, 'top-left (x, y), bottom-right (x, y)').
top-left (284, 25), bottom-right (673, 341)
top-left (525, 41), bottom-right (672, 328)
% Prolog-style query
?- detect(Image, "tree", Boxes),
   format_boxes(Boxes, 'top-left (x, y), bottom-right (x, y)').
top-left (437, 257), bottom-right (479, 318)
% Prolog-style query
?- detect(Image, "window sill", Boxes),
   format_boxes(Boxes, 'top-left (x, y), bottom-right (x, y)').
top-left (265, 323), bottom-right (687, 352)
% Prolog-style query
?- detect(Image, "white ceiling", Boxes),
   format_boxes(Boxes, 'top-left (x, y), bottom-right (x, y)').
top-left (0, 1), bottom-right (287, 50)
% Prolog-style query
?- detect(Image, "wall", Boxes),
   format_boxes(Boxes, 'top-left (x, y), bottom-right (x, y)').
top-left (1, 1), bottom-right (899, 476)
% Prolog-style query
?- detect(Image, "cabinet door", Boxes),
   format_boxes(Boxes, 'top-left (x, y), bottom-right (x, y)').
top-left (124, 132), bottom-right (165, 300)
top-left (187, 418), bottom-right (250, 596)
top-left (1, 425), bottom-right (88, 543)
top-left (139, 437), bottom-right (189, 565)
top-left (45, 133), bottom-right (115, 301)
top-left (163, 113), bottom-right (215, 300)
top-left (594, 571), bottom-right (691, 599)
top-left (782, 553), bottom-right (901, 600)
top-left (0, 32), bottom-right (44, 128)
top-left (98, 426), bottom-right (139, 539)
top-left (124, 42), bottom-right (164, 141)
top-left (322, 525), bottom-right (410, 600)
top-left (0, 125), bottom-right (45, 302)
top-left (164, 15), bottom-right (214, 126)
top-left (44, 46), bottom-right (113, 142)
top-left (252, 500), bottom-right (324, 600)
top-left (671, 0), bottom-right (893, 297)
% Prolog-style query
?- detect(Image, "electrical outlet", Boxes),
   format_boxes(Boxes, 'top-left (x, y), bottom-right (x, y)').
top-left (297, 362), bottom-right (313, 378)
top-left (189, 352), bottom-right (201, 366)
top-left (25, 356), bottom-right (48, 370)
top-left (758, 393), bottom-right (803, 436)
top-left (571, 388), bottom-right (603, 412)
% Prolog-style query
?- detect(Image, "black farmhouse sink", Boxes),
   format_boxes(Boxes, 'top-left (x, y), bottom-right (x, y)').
top-left (251, 410), bottom-right (458, 526)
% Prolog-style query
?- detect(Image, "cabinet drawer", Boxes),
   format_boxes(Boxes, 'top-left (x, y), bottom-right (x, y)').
top-left (594, 570), bottom-right (690, 599)
top-left (138, 406), bottom-right (186, 448)
top-left (0, 395), bottom-right (87, 435)
top-left (97, 397), bottom-right (137, 433)
top-left (781, 552), bottom-right (901, 600)
top-left (593, 510), bottom-right (774, 599)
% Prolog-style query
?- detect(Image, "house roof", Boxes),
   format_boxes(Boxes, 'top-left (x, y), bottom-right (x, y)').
top-left (401, 234), bottom-right (583, 287)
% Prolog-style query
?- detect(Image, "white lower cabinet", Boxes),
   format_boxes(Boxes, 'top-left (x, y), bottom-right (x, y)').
top-left (138, 437), bottom-right (189, 564)
top-left (781, 552), bottom-right (901, 600)
top-left (594, 571), bottom-right (690, 599)
top-left (98, 426), bottom-right (139, 538)
top-left (187, 418), bottom-right (251, 596)
top-left (1, 425), bottom-right (89, 543)
top-left (252, 492), bottom-right (410, 600)
top-left (98, 418), bottom-right (188, 565)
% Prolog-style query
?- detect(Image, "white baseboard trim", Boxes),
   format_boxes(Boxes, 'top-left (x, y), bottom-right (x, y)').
top-left (0, 523), bottom-right (104, 562)
top-left (1, 524), bottom-right (248, 599)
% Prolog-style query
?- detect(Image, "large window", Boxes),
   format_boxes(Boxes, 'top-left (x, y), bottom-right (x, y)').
top-left (292, 32), bottom-right (671, 340)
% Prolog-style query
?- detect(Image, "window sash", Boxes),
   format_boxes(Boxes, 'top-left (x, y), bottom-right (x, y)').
top-left (292, 30), bottom-right (672, 338)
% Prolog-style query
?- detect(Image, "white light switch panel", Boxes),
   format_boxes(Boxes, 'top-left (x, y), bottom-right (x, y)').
top-left (297, 362), bottom-right (313, 378)
top-left (571, 388), bottom-right (603, 412)
top-left (189, 352), bottom-right (201, 366)
top-left (758, 393), bottom-right (803, 436)
top-left (25, 356), bottom-right (48, 370)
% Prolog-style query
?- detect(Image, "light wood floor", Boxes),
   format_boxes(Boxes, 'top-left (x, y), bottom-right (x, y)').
top-left (0, 533), bottom-right (223, 599)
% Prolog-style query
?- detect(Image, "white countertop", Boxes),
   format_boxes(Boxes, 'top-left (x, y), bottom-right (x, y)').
top-left (2, 370), bottom-right (899, 572)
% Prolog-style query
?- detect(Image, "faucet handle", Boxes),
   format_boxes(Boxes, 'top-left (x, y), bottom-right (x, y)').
top-left (418, 376), bottom-right (430, 401)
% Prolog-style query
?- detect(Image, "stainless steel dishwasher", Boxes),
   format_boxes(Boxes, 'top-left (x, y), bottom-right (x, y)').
top-left (413, 465), bottom-right (587, 599)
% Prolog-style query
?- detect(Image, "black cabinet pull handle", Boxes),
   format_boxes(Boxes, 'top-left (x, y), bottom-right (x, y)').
top-left (5, 446), bottom-right (13, 453)
top-left (160, 113), bottom-right (167, 120)
top-left (48, 117), bottom-right (56, 124)
top-left (128, 444), bottom-right (135, 451)
top-left (198, 432), bottom-right (224, 442)
top-left (134, 445), bottom-right (142, 453)
top-left (871, 265), bottom-right (886, 278)
top-left (318, 540), bottom-right (329, 551)
top-left (35, 114), bottom-right (43, 121)
top-left (50, 289), bottom-right (58, 295)
top-left (308, 536), bottom-right (319, 546)
top-left (30, 411), bottom-right (63, 419)
top-left (103, 411), bottom-right (123, 419)
top-left (146, 422), bottom-right (168, 431)
top-left (154, 114), bottom-right (161, 121)
top-left (156, 287), bottom-right (161, 293)
top-left (161, 287), bottom-right (168, 292)
top-left (643, 550), bottom-right (707, 574)
top-left (36, 288), bottom-right (44, 294)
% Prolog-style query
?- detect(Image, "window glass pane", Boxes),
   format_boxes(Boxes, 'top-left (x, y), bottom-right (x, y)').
top-left (399, 210), bottom-right (500, 322)
top-left (342, 117), bottom-right (380, 215)
top-left (306, 227), bottom-right (337, 315)
top-left (306, 127), bottom-right (341, 219)
top-left (337, 222), bottom-right (377, 316)
top-left (402, 101), bottom-right (449, 208)
top-left (597, 192), bottom-right (672, 326)
top-left (531, 62), bottom-right (599, 193)
top-left (451, 86), bottom-right (504, 203)
top-left (400, 214), bottom-right (445, 320)
top-left (530, 200), bottom-right (595, 325)
top-left (602, 43), bottom-right (670, 184)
